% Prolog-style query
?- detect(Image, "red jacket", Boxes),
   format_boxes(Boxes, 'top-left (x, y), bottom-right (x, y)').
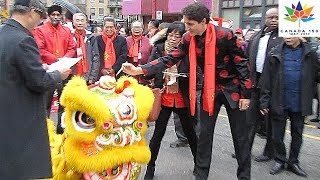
top-left (33, 22), bottom-right (76, 64)
top-left (161, 90), bottom-right (186, 108)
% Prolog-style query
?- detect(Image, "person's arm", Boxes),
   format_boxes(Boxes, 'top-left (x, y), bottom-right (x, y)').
top-left (32, 28), bottom-right (57, 64)
top-left (259, 55), bottom-right (272, 114)
top-left (123, 34), bottom-right (189, 76)
top-left (88, 37), bottom-right (100, 82)
top-left (227, 31), bottom-right (252, 99)
top-left (64, 29), bottom-right (76, 58)
top-left (14, 37), bottom-right (65, 92)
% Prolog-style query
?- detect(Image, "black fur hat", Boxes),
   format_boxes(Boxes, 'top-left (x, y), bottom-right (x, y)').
top-left (47, 5), bottom-right (62, 15)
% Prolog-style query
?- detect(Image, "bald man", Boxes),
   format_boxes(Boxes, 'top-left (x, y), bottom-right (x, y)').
top-left (246, 8), bottom-right (283, 163)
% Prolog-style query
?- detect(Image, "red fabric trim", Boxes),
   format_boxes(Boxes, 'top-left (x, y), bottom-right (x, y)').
top-left (102, 31), bottom-right (116, 68)
top-left (74, 30), bottom-right (88, 75)
top-left (189, 24), bottom-right (216, 116)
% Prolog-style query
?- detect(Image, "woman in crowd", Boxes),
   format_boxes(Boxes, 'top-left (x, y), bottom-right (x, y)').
top-left (144, 21), bottom-right (198, 180)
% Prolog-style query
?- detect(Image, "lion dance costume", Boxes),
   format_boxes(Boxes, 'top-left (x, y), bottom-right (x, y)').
top-left (47, 76), bottom-right (154, 179)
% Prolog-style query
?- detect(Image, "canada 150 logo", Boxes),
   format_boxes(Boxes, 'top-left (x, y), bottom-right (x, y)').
top-left (284, 1), bottom-right (315, 28)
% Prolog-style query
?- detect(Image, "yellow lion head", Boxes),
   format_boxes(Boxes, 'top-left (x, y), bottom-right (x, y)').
top-left (50, 76), bottom-right (154, 180)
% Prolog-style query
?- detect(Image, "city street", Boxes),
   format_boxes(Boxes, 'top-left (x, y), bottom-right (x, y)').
top-left (51, 106), bottom-right (320, 180)
top-left (138, 106), bottom-right (320, 180)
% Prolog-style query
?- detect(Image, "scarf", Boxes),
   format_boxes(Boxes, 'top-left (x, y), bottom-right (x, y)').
top-left (102, 31), bottom-right (116, 68)
top-left (128, 35), bottom-right (143, 63)
top-left (164, 41), bottom-right (179, 93)
top-left (48, 23), bottom-right (64, 58)
top-left (74, 30), bottom-right (88, 76)
top-left (189, 23), bottom-right (216, 116)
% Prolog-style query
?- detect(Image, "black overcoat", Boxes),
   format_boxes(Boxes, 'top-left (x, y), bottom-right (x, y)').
top-left (0, 19), bottom-right (62, 179)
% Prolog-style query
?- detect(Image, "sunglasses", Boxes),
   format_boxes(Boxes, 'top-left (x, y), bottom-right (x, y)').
top-left (33, 8), bottom-right (45, 18)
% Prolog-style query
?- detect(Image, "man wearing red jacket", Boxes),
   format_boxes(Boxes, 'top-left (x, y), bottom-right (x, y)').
top-left (33, 5), bottom-right (76, 134)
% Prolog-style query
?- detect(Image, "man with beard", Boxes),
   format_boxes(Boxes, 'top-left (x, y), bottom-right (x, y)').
top-left (72, 13), bottom-right (100, 85)
top-left (33, 5), bottom-right (76, 134)
top-left (96, 17), bottom-right (128, 78)
top-left (246, 8), bottom-right (283, 162)
top-left (126, 21), bottom-right (152, 85)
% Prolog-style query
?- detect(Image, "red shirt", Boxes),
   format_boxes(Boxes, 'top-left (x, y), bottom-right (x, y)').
top-left (161, 89), bottom-right (185, 108)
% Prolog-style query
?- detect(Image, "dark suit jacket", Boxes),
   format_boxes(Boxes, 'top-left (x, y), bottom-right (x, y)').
top-left (96, 35), bottom-right (128, 78)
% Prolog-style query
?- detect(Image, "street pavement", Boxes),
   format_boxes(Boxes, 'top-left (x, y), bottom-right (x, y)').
top-left (50, 106), bottom-right (320, 180)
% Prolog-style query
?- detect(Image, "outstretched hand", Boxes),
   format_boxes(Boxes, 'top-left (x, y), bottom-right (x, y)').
top-left (122, 63), bottom-right (144, 76)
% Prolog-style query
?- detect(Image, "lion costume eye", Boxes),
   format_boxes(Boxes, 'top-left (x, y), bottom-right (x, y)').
top-left (72, 111), bottom-right (96, 132)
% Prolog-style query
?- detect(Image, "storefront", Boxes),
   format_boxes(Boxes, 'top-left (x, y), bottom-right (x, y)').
top-left (219, 0), bottom-right (278, 29)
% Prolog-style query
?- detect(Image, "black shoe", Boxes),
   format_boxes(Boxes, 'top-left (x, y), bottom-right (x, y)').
top-left (231, 153), bottom-right (236, 158)
top-left (169, 140), bottom-right (189, 148)
top-left (270, 162), bottom-right (284, 175)
top-left (144, 166), bottom-right (155, 180)
top-left (254, 154), bottom-right (272, 162)
top-left (310, 118), bottom-right (320, 122)
top-left (287, 164), bottom-right (308, 177)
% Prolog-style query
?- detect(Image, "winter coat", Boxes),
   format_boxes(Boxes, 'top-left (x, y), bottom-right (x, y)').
top-left (247, 27), bottom-right (283, 87)
top-left (0, 19), bottom-right (62, 179)
top-left (96, 35), bottom-right (128, 78)
top-left (72, 30), bottom-right (100, 82)
top-left (33, 22), bottom-right (76, 64)
top-left (259, 42), bottom-right (320, 117)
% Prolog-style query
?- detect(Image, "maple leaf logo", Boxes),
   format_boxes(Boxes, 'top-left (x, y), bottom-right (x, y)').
top-left (284, 1), bottom-right (315, 27)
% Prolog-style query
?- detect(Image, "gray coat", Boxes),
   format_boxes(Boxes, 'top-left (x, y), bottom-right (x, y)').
top-left (0, 19), bottom-right (62, 179)
top-left (72, 31), bottom-right (100, 82)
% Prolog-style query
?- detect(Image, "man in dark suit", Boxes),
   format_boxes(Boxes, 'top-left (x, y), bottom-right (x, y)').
top-left (246, 8), bottom-right (283, 162)
top-left (0, 0), bottom-right (70, 178)
top-left (123, 3), bottom-right (252, 180)
top-left (96, 17), bottom-right (128, 78)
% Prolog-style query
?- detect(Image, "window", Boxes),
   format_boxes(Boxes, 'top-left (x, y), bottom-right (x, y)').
top-left (99, 8), bottom-right (104, 16)
top-left (90, 8), bottom-right (95, 17)
top-left (244, 0), bottom-right (262, 6)
top-left (222, 0), bottom-right (240, 8)
top-left (99, 0), bottom-right (104, 3)
top-left (110, 7), bottom-right (115, 14)
top-left (267, 0), bottom-right (278, 5)
top-left (243, 7), bottom-right (262, 18)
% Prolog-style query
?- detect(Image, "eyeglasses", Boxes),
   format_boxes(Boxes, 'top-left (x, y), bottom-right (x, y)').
top-left (33, 9), bottom-right (43, 17)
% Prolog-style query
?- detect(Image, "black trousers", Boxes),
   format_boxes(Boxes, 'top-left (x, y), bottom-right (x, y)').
top-left (272, 112), bottom-right (304, 165)
top-left (194, 92), bottom-right (251, 180)
top-left (246, 88), bottom-right (273, 157)
top-left (148, 105), bottom-right (198, 167)
top-left (45, 77), bottom-right (70, 134)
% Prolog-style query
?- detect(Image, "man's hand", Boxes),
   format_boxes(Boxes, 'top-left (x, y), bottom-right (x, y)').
top-left (239, 99), bottom-right (250, 111)
top-left (101, 68), bottom-right (115, 75)
top-left (42, 63), bottom-right (49, 70)
top-left (122, 63), bottom-right (143, 76)
top-left (260, 109), bottom-right (269, 115)
top-left (58, 68), bottom-right (71, 80)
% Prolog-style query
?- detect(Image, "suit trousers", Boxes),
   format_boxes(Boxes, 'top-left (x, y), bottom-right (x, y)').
top-left (148, 105), bottom-right (198, 167)
top-left (272, 111), bottom-right (304, 164)
top-left (194, 92), bottom-right (251, 180)
top-left (246, 88), bottom-right (274, 157)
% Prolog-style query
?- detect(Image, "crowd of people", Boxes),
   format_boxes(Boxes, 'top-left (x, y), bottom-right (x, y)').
top-left (0, 0), bottom-right (319, 179)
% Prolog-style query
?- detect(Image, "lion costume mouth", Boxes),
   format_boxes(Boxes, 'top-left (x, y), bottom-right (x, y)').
top-left (83, 162), bottom-right (141, 180)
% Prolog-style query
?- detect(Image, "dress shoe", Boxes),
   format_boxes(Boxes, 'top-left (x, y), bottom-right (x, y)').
top-left (254, 154), bottom-right (272, 162)
top-left (270, 162), bottom-right (284, 175)
top-left (287, 164), bottom-right (308, 177)
top-left (169, 139), bottom-right (189, 148)
top-left (144, 166), bottom-right (155, 180)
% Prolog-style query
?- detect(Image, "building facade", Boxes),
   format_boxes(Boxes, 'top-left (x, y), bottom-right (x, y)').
top-left (219, 0), bottom-right (278, 29)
